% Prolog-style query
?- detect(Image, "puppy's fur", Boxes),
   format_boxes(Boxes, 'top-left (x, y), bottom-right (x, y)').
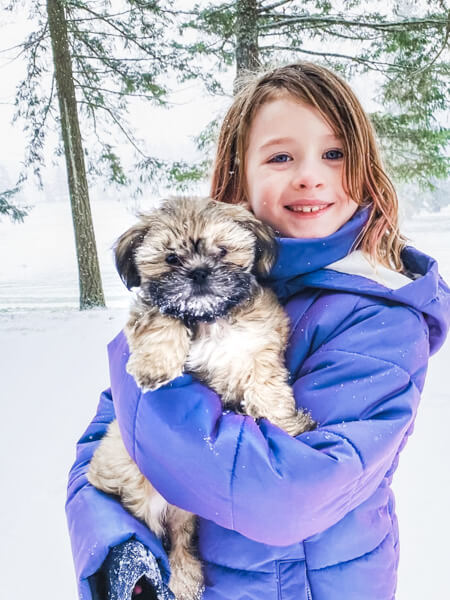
top-left (88, 197), bottom-right (315, 599)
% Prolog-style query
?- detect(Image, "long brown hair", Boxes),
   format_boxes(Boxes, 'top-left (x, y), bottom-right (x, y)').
top-left (210, 62), bottom-right (406, 271)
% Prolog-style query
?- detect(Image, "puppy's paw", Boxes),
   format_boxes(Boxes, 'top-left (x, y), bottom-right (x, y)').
top-left (127, 354), bottom-right (184, 391)
top-left (169, 556), bottom-right (204, 600)
top-left (87, 463), bottom-right (114, 495)
top-left (285, 410), bottom-right (316, 437)
top-left (88, 451), bottom-right (125, 496)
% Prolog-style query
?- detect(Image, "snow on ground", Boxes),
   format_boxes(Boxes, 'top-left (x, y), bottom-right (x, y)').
top-left (0, 200), bottom-right (449, 599)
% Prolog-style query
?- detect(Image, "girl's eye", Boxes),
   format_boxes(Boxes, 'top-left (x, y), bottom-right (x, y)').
top-left (268, 153), bottom-right (292, 163)
top-left (166, 253), bottom-right (181, 266)
top-left (323, 149), bottom-right (344, 160)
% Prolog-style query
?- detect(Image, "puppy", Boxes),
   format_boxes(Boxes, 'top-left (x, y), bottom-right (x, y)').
top-left (88, 197), bottom-right (315, 600)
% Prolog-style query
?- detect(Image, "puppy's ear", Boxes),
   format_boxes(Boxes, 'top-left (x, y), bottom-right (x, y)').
top-left (243, 213), bottom-right (277, 278)
top-left (114, 221), bottom-right (149, 289)
top-left (224, 202), bottom-right (277, 277)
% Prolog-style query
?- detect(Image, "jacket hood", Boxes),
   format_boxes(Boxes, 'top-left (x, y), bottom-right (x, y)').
top-left (266, 207), bottom-right (450, 355)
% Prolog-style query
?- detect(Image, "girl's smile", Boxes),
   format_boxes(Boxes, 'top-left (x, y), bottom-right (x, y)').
top-left (245, 97), bottom-right (359, 238)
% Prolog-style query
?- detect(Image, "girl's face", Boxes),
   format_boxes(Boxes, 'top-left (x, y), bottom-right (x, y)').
top-left (244, 96), bottom-right (359, 238)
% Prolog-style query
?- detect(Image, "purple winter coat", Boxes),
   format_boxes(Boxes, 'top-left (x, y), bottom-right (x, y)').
top-left (66, 208), bottom-right (450, 600)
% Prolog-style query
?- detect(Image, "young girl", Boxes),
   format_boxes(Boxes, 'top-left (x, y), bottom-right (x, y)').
top-left (66, 63), bottom-right (450, 600)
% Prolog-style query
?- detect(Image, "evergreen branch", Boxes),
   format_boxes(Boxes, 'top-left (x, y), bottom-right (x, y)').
top-left (71, 33), bottom-right (130, 80)
top-left (71, 33), bottom-right (165, 99)
top-left (260, 45), bottom-right (399, 71)
top-left (174, 35), bottom-right (232, 60)
top-left (0, 22), bottom-right (49, 63)
top-left (258, 0), bottom-right (293, 14)
top-left (258, 20), bottom-right (379, 40)
top-left (69, 37), bottom-right (103, 84)
top-left (319, 27), bottom-right (382, 41)
top-left (78, 100), bottom-right (148, 158)
top-left (408, 13), bottom-right (450, 76)
top-left (27, 21), bottom-right (50, 80)
top-left (66, 8), bottom-right (135, 22)
top-left (78, 25), bottom-right (172, 69)
top-left (71, 54), bottom-right (161, 62)
top-left (24, 20), bottom-right (49, 50)
top-left (73, 53), bottom-right (134, 166)
top-left (162, 8), bottom-right (199, 17)
top-left (68, 27), bottom-right (162, 43)
top-left (0, 177), bottom-right (29, 222)
top-left (75, 83), bottom-right (163, 100)
top-left (69, 47), bottom-right (125, 138)
top-left (12, 21), bottom-right (53, 179)
top-left (259, 14), bottom-right (448, 32)
top-left (72, 67), bottom-right (132, 76)
top-left (0, 41), bottom-right (27, 54)
top-left (21, 75), bottom-right (57, 172)
top-left (38, 73), bottom-right (56, 134)
top-left (77, 83), bottom-right (106, 150)
top-left (70, 4), bottom-right (167, 63)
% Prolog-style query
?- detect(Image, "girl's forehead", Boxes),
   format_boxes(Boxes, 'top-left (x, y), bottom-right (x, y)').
top-left (247, 98), bottom-right (341, 147)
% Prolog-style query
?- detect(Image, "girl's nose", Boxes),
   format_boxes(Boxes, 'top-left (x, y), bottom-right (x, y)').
top-left (291, 162), bottom-right (324, 190)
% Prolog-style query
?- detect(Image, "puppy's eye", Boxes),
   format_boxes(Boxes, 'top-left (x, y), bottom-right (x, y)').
top-left (166, 253), bottom-right (181, 266)
top-left (218, 247), bottom-right (228, 258)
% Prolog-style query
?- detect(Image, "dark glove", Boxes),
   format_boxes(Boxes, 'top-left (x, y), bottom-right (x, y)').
top-left (99, 539), bottom-right (175, 600)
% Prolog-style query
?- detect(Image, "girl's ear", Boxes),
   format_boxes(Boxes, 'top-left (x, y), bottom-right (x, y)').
top-left (114, 220), bottom-right (149, 290)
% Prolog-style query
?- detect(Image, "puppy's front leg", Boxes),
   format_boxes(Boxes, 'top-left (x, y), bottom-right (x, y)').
top-left (242, 369), bottom-right (315, 437)
top-left (126, 302), bottom-right (191, 391)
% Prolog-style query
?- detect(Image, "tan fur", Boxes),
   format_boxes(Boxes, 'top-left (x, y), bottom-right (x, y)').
top-left (88, 197), bottom-right (315, 599)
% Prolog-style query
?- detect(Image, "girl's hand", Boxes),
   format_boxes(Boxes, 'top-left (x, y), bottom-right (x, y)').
top-left (102, 539), bottom-right (175, 600)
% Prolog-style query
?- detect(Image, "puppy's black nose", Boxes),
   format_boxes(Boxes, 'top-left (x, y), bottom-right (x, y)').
top-left (189, 267), bottom-right (210, 284)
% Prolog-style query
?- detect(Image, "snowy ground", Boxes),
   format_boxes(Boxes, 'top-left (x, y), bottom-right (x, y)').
top-left (0, 200), bottom-right (449, 599)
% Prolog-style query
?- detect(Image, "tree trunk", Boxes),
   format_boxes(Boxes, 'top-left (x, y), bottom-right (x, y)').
top-left (234, 0), bottom-right (260, 90)
top-left (47, 0), bottom-right (105, 309)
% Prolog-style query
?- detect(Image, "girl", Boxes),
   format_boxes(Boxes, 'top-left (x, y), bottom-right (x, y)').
top-left (66, 63), bottom-right (450, 600)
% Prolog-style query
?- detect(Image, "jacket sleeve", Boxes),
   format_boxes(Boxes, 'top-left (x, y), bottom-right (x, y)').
top-left (65, 388), bottom-right (170, 600)
top-left (110, 302), bottom-right (429, 547)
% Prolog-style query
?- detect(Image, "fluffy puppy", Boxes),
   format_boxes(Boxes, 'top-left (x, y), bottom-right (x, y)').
top-left (88, 197), bottom-right (315, 600)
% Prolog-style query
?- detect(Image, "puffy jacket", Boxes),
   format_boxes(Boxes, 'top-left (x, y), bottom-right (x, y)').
top-left (66, 207), bottom-right (450, 600)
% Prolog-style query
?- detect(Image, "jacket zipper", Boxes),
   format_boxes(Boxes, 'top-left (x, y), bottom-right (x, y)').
top-left (305, 575), bottom-right (312, 600)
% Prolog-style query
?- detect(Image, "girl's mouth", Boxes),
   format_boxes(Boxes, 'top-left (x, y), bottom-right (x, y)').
top-left (285, 204), bottom-right (332, 216)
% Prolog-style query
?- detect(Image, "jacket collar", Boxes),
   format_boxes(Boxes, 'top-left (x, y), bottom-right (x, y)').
top-left (264, 206), bottom-right (450, 355)
top-left (266, 205), bottom-right (371, 284)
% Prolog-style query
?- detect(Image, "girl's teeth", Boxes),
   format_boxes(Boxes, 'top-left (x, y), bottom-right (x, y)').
top-left (288, 205), bottom-right (327, 213)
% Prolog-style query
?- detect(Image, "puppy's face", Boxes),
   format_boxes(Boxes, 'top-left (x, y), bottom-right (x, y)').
top-left (115, 197), bottom-right (276, 323)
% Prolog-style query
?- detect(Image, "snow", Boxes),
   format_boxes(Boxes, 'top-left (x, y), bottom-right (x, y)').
top-left (0, 200), bottom-right (449, 599)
